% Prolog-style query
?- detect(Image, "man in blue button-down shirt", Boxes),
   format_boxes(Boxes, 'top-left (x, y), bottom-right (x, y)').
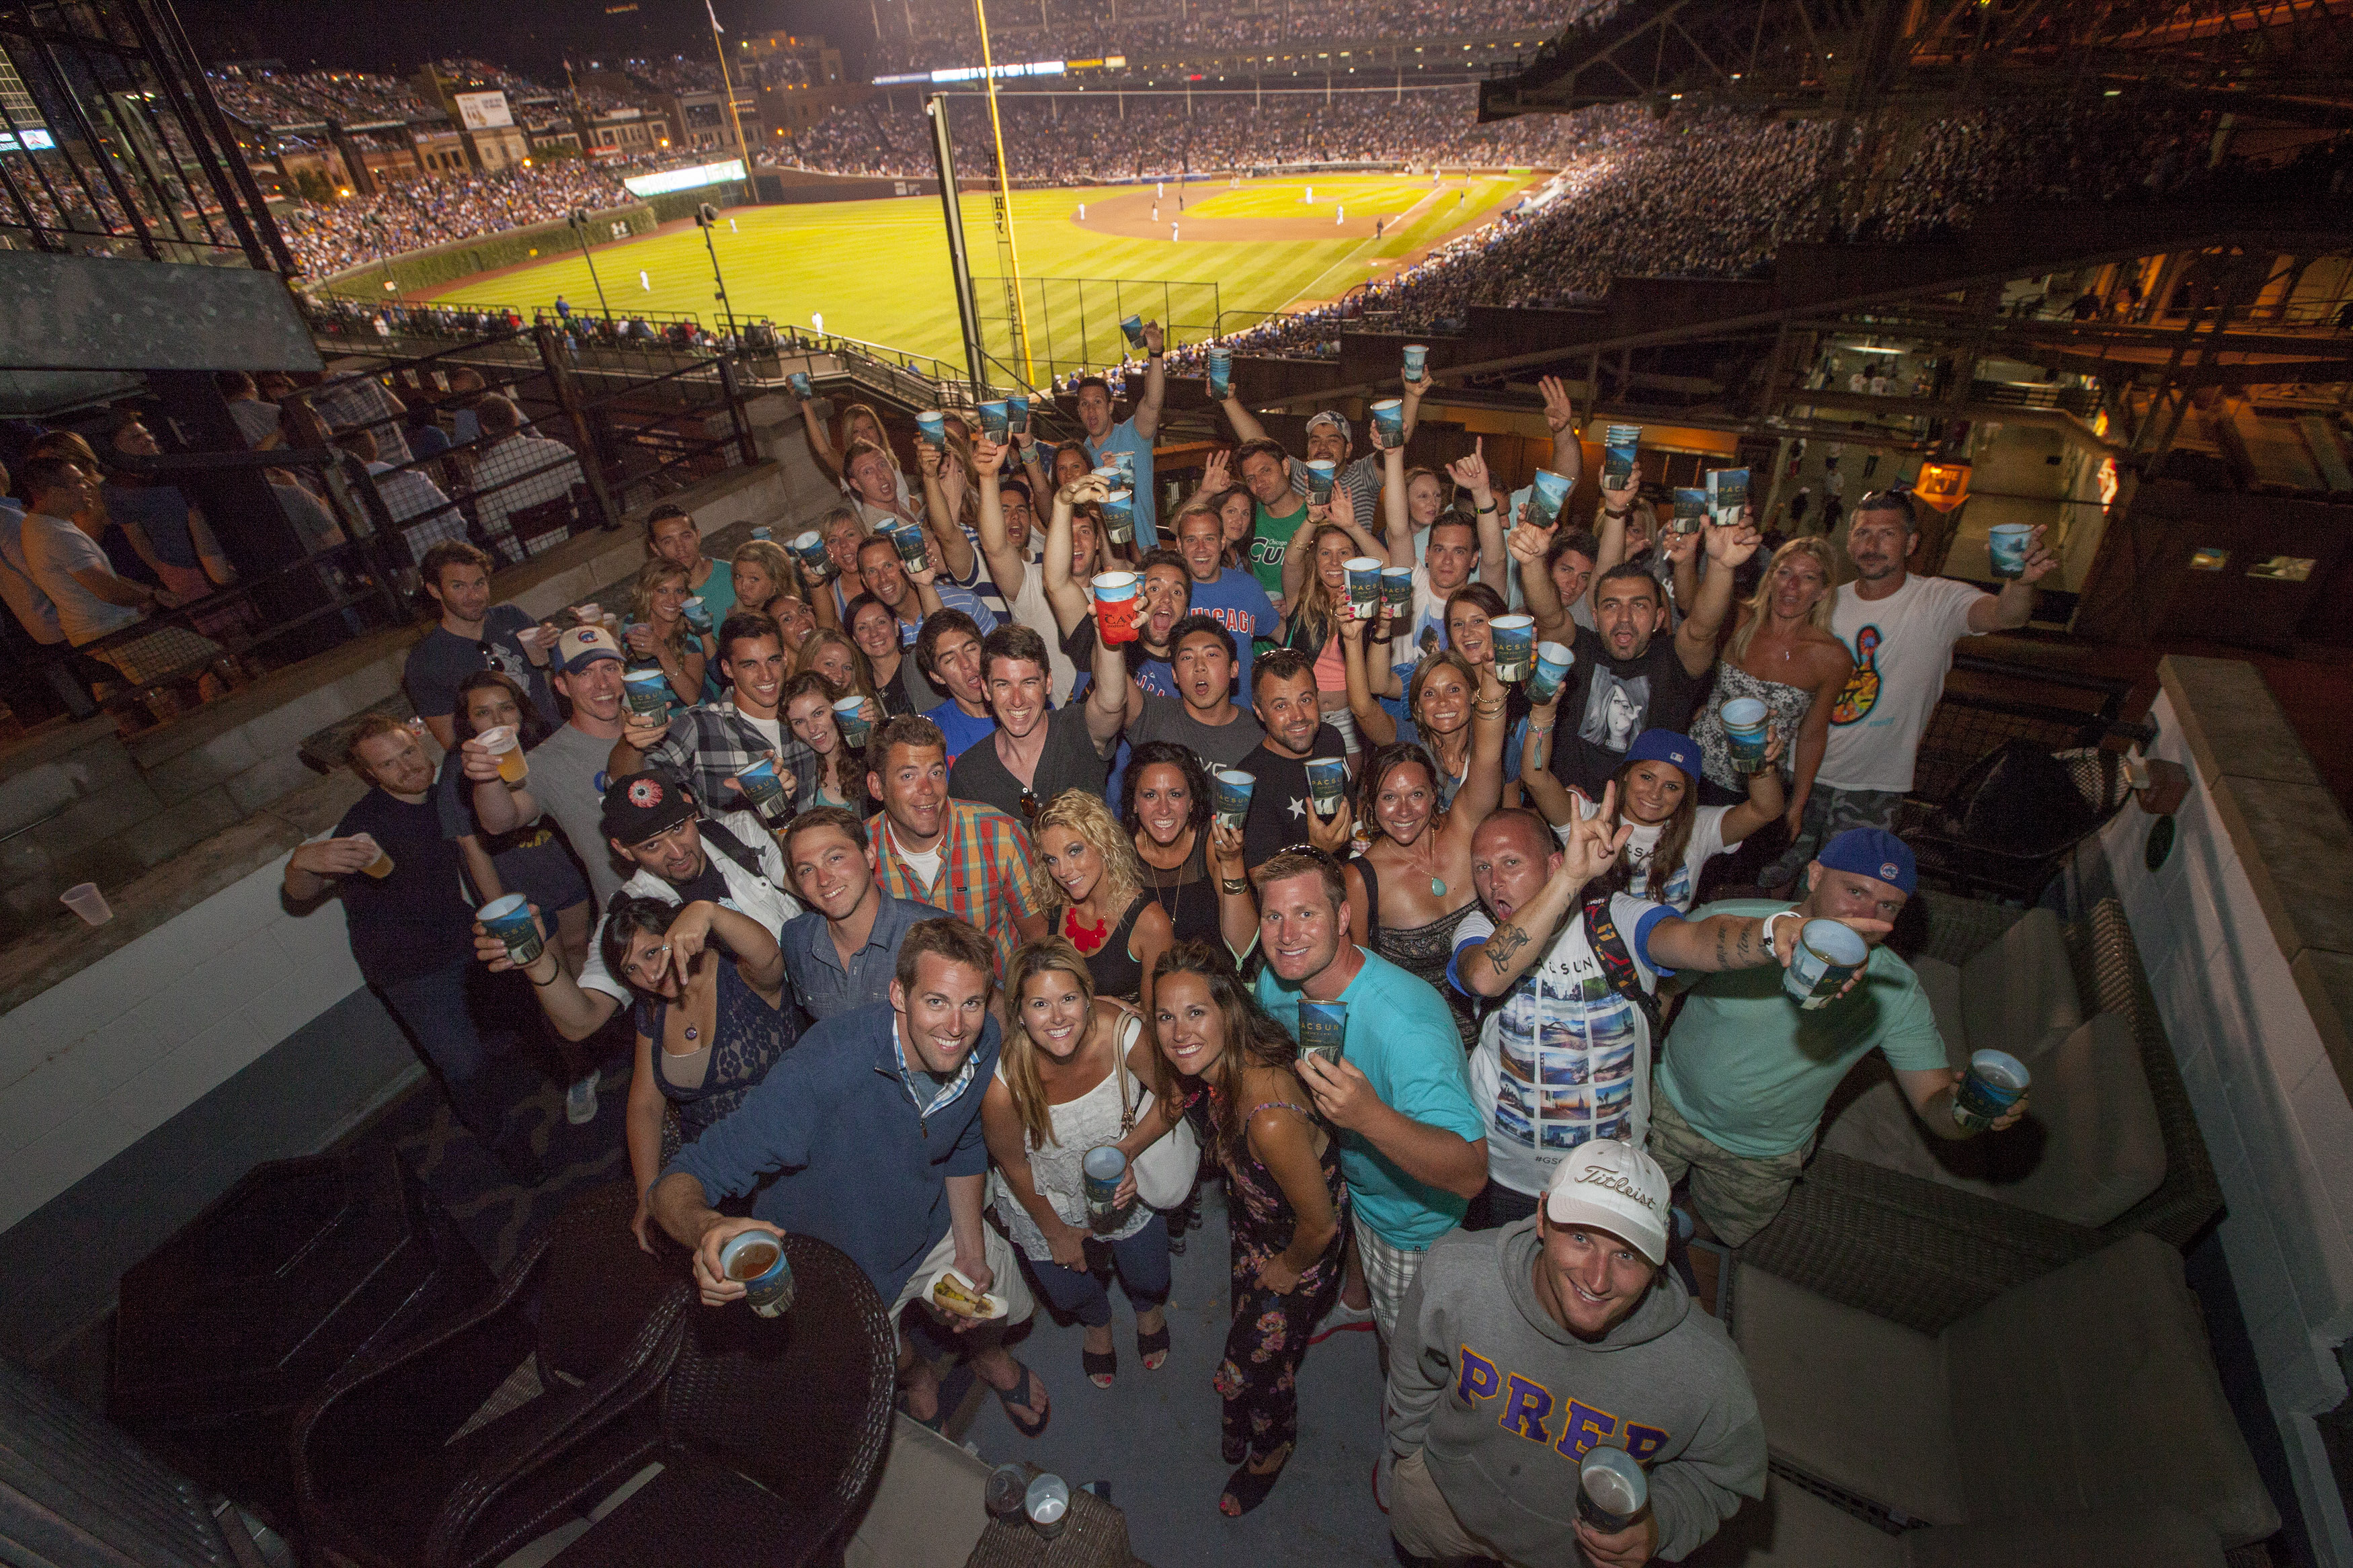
top-left (652, 915), bottom-right (1051, 1432)
top-left (778, 807), bottom-right (939, 1020)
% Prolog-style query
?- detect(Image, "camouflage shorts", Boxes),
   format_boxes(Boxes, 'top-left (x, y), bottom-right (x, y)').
top-left (1645, 1081), bottom-right (1812, 1249)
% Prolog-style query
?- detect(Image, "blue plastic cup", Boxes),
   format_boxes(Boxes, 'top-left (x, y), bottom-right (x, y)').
top-left (1402, 342), bottom-right (1428, 382)
top-left (1207, 345), bottom-right (1232, 398)
top-left (1706, 466), bottom-right (1749, 526)
top-left (1306, 755), bottom-right (1347, 816)
top-left (1490, 614), bottom-right (1536, 682)
top-left (1531, 468), bottom-right (1572, 525)
top-left (479, 893), bottom-right (543, 967)
top-left (750, 526), bottom-right (772, 540)
top-left (1988, 524), bottom-right (2032, 579)
top-left (792, 528), bottom-right (835, 583)
top-left (1722, 696), bottom-right (1770, 773)
top-left (623, 667), bottom-right (671, 718)
top-left (1952, 1050), bottom-right (2032, 1131)
top-left (1109, 448), bottom-right (1135, 486)
top-left (1527, 641), bottom-right (1574, 704)
top-left (1371, 398), bottom-right (1404, 449)
top-left (1783, 919), bottom-right (1869, 1009)
top-left (1579, 1446), bottom-right (1647, 1533)
top-left (718, 1229), bottom-right (795, 1317)
top-left (1100, 489), bottom-right (1135, 545)
top-left (1296, 999), bottom-right (1347, 1065)
top-left (1305, 460), bottom-right (1337, 504)
top-left (891, 524), bottom-right (930, 573)
top-left (681, 595), bottom-right (712, 634)
top-left (1083, 1145), bottom-right (1128, 1231)
top-left (1119, 313), bottom-right (1146, 349)
top-left (832, 695), bottom-right (871, 748)
top-left (1381, 565), bottom-right (1414, 615)
top-left (788, 370), bottom-right (813, 397)
top-left (1008, 395), bottom-right (1030, 434)
top-left (914, 407), bottom-right (945, 446)
top-left (1602, 425), bottom-right (1640, 489)
top-left (979, 400), bottom-right (1010, 442)
top-left (735, 755), bottom-right (788, 819)
top-left (1212, 768), bottom-right (1254, 829)
top-left (1345, 556), bottom-right (1384, 620)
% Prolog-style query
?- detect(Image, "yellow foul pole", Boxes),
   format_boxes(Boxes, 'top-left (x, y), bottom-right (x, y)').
top-left (971, 0), bottom-right (1035, 386)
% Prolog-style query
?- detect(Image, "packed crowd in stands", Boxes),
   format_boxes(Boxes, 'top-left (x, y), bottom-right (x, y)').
top-left (872, 0), bottom-right (1618, 72)
top-left (277, 161), bottom-right (631, 278)
top-left (208, 67), bottom-right (439, 129)
top-left (24, 319), bottom-right (2046, 1546)
top-left (789, 88), bottom-right (1578, 182)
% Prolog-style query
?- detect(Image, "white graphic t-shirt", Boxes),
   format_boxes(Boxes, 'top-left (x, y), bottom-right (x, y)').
top-left (1451, 893), bottom-right (1671, 1197)
top-left (1818, 575), bottom-right (1987, 793)
top-left (1617, 804), bottom-right (1734, 915)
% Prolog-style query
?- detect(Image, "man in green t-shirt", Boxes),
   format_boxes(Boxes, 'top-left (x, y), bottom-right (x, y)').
top-left (1234, 438), bottom-right (1309, 608)
top-left (1648, 831), bottom-right (2030, 1245)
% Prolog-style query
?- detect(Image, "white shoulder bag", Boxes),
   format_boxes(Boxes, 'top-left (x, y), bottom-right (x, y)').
top-left (1114, 1015), bottom-right (1201, 1211)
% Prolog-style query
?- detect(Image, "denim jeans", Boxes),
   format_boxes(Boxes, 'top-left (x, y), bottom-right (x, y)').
top-left (1026, 1212), bottom-right (1172, 1328)
top-left (376, 962), bottom-right (526, 1147)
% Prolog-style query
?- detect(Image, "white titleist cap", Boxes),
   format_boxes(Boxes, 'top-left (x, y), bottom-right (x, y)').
top-left (1542, 1139), bottom-right (1671, 1266)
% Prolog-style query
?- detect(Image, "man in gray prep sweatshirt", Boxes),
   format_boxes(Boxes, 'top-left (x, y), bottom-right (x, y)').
top-left (1384, 1139), bottom-right (1765, 1566)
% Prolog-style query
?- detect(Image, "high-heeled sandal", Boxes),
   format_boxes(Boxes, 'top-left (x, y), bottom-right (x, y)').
top-left (1135, 1319), bottom-right (1170, 1372)
top-left (1219, 1442), bottom-right (1293, 1518)
top-left (1082, 1345), bottom-right (1117, 1389)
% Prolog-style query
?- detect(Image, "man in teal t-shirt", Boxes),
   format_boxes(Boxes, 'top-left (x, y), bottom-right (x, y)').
top-left (1650, 830), bottom-right (2027, 1245)
top-left (1252, 849), bottom-right (1488, 1340)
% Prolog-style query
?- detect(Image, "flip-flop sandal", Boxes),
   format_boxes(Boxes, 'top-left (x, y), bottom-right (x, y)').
top-left (897, 1362), bottom-right (974, 1434)
top-left (1082, 1346), bottom-right (1117, 1389)
top-left (993, 1361), bottom-right (1051, 1437)
top-left (1135, 1320), bottom-right (1171, 1372)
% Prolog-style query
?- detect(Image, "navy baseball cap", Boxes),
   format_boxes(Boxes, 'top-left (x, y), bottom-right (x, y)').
top-left (1626, 729), bottom-right (1701, 781)
top-left (1818, 828), bottom-right (1917, 895)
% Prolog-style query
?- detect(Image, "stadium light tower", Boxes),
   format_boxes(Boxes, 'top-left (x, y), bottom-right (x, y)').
top-left (694, 202), bottom-right (739, 341)
top-left (569, 208), bottom-right (612, 320)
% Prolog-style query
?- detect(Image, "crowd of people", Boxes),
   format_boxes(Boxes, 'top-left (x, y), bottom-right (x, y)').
top-left (266, 339), bottom-right (2050, 1552)
top-left (276, 161), bottom-right (633, 278)
top-left (208, 67), bottom-right (440, 129)
top-left (871, 0), bottom-right (1619, 73)
top-left (789, 88), bottom-right (1579, 183)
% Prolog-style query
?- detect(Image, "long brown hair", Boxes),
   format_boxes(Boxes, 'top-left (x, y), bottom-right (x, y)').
top-left (781, 667), bottom-right (865, 801)
top-left (1596, 751), bottom-right (1700, 903)
top-left (627, 559), bottom-right (693, 658)
top-left (795, 628), bottom-right (884, 711)
top-left (1284, 523), bottom-right (1354, 657)
top-left (1148, 940), bottom-right (1303, 1163)
top-left (1000, 937), bottom-right (1101, 1151)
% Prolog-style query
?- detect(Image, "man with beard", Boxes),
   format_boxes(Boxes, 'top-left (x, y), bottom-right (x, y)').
top-left (1220, 380), bottom-right (1435, 555)
top-left (652, 917), bottom-right (1051, 1436)
top-left (1238, 649), bottom-right (1349, 866)
top-left (1251, 848), bottom-right (1486, 1340)
top-left (1517, 514), bottom-right (1759, 798)
top-left (1762, 491), bottom-right (2052, 884)
top-left (470, 770), bottom-right (803, 1042)
top-left (948, 621), bottom-right (1127, 824)
top-left (1058, 546), bottom-right (1194, 703)
top-left (866, 713), bottom-right (1049, 977)
top-left (608, 612), bottom-right (815, 817)
top-left (1074, 333), bottom-right (1167, 548)
top-left (777, 806), bottom-right (939, 1018)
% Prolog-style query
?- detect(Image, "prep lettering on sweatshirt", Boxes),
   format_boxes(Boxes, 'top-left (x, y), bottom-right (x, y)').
top-left (1455, 1344), bottom-right (1670, 1462)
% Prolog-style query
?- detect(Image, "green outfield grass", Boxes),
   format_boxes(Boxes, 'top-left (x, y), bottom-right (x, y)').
top-left (424, 173), bottom-right (1523, 373)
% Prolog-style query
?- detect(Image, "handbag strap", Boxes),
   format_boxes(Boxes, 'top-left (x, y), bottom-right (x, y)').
top-left (1113, 1012), bottom-right (1142, 1134)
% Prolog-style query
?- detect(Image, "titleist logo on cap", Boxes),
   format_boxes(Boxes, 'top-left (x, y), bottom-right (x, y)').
top-left (1579, 1166), bottom-right (1661, 1213)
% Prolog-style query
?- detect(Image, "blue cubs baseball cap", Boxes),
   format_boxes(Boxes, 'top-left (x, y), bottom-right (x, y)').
top-left (1625, 729), bottom-right (1701, 781)
top-left (1818, 828), bottom-right (1917, 895)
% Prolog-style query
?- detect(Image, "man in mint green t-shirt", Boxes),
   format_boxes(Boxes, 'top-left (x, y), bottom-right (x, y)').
top-left (1252, 849), bottom-right (1488, 1340)
top-left (1650, 830), bottom-right (2028, 1246)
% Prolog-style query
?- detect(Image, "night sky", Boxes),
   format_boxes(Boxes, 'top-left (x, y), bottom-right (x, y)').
top-left (171, 0), bottom-right (881, 79)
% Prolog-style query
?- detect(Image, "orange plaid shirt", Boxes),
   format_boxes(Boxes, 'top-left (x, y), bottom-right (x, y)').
top-left (867, 798), bottom-right (1046, 974)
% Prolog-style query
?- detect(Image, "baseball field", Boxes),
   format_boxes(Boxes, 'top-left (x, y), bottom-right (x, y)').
top-left (422, 171), bottom-right (1531, 371)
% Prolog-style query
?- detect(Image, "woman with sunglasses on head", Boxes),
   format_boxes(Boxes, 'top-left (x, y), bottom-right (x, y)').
top-left (1685, 536), bottom-right (1850, 837)
top-left (608, 893), bottom-right (797, 1251)
top-left (1339, 622), bottom-right (1509, 816)
top-left (982, 938), bottom-right (1179, 1391)
top-left (1035, 790), bottom-right (1174, 1017)
top-left (780, 669), bottom-right (871, 814)
top-left (1152, 940), bottom-right (1348, 1517)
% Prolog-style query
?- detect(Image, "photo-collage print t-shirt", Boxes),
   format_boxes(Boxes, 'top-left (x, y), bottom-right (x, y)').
top-left (1550, 625), bottom-right (1704, 798)
top-left (1451, 893), bottom-right (1673, 1198)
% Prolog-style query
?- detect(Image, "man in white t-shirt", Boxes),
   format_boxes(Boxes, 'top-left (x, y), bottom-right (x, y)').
top-left (1764, 491), bottom-right (2052, 888)
top-left (1449, 806), bottom-right (1848, 1230)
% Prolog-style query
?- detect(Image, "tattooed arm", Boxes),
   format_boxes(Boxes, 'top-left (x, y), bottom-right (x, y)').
top-left (1457, 784), bottom-right (1631, 999)
top-left (1644, 907), bottom-right (1892, 973)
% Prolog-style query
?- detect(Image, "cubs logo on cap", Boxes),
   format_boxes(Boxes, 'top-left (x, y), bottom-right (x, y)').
top-left (556, 624), bottom-right (624, 673)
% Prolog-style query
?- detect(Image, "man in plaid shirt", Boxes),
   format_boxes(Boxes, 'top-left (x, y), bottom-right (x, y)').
top-left (863, 712), bottom-right (1047, 976)
top-left (609, 610), bottom-right (814, 821)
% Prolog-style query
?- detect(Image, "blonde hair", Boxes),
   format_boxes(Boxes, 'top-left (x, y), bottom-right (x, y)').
top-left (795, 628), bottom-right (883, 710)
top-left (1033, 790), bottom-right (1144, 923)
top-left (1285, 523), bottom-right (1354, 656)
top-left (731, 538), bottom-right (799, 606)
top-left (627, 559), bottom-right (693, 656)
top-left (1728, 536), bottom-right (1839, 662)
top-left (1000, 937), bottom-right (1101, 1151)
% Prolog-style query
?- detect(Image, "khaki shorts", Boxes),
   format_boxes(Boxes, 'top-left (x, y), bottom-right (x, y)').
top-left (885, 1221), bottom-right (1035, 1350)
top-left (1645, 1078), bottom-right (1812, 1249)
top-left (1389, 1448), bottom-right (1511, 1565)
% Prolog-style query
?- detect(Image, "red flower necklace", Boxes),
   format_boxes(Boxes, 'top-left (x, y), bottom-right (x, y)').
top-left (1064, 907), bottom-right (1109, 953)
